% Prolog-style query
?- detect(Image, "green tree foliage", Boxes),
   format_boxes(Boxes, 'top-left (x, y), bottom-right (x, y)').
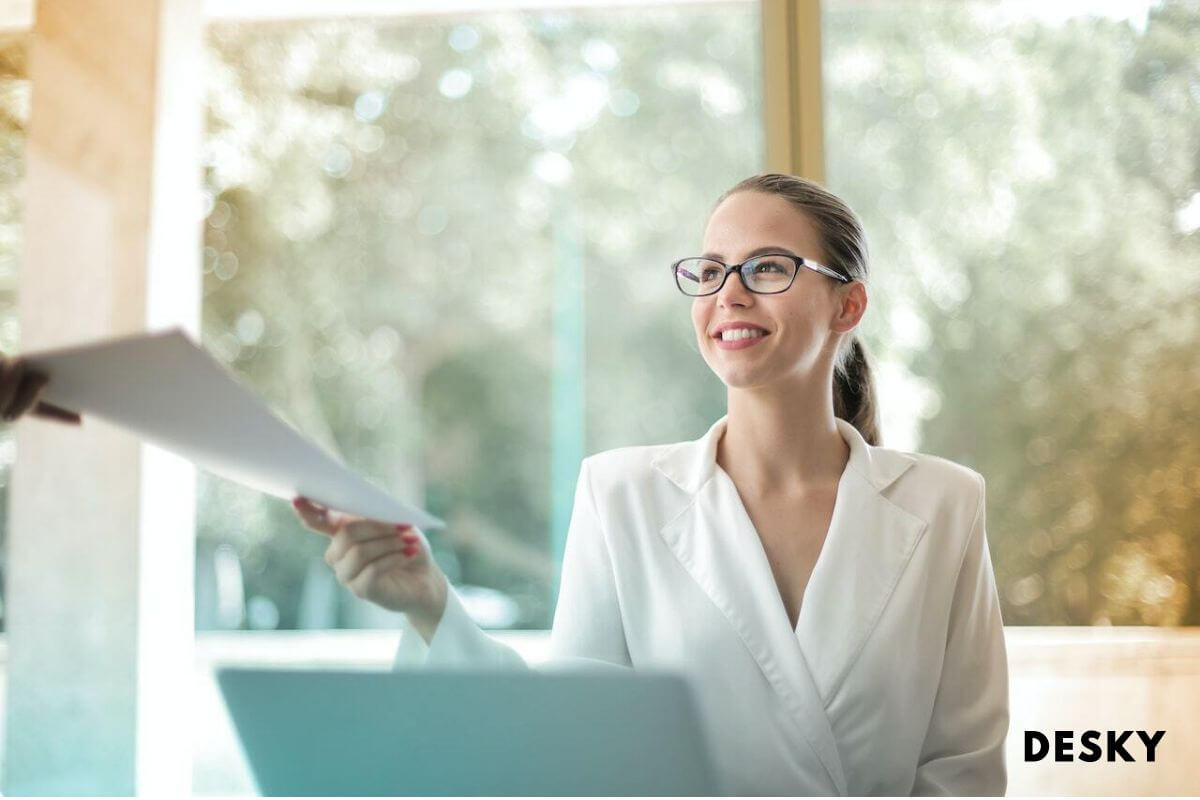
top-left (825, 1), bottom-right (1200, 624)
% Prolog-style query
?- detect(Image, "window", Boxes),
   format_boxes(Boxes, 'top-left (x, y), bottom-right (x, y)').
top-left (198, 4), bottom-right (763, 632)
top-left (822, 0), bottom-right (1200, 625)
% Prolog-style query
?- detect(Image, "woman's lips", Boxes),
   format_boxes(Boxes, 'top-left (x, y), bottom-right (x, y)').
top-left (713, 332), bottom-right (769, 351)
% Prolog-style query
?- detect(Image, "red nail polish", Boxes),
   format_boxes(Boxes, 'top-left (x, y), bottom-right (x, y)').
top-left (403, 546), bottom-right (417, 557)
top-left (395, 523), bottom-right (411, 531)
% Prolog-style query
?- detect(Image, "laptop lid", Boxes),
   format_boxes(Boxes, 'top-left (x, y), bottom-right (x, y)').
top-left (215, 666), bottom-right (721, 796)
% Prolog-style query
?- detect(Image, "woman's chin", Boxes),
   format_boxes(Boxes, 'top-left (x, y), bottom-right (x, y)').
top-left (714, 365), bottom-right (771, 389)
top-left (703, 349), bottom-right (779, 389)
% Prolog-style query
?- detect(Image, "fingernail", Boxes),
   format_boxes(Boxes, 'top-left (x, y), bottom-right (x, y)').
top-left (395, 523), bottom-right (412, 531)
top-left (292, 497), bottom-right (301, 507)
top-left (403, 545), bottom-right (417, 557)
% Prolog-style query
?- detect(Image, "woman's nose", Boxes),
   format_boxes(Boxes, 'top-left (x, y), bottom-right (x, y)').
top-left (716, 269), bottom-right (753, 306)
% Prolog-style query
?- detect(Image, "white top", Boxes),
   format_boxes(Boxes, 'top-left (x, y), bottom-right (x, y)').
top-left (394, 415), bottom-right (1009, 796)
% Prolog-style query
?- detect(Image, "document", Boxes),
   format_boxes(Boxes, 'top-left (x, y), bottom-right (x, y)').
top-left (24, 327), bottom-right (445, 529)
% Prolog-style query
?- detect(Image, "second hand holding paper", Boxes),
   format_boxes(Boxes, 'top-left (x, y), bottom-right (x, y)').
top-left (24, 327), bottom-right (444, 530)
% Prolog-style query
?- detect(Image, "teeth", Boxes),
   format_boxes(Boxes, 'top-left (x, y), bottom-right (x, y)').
top-left (721, 329), bottom-right (765, 341)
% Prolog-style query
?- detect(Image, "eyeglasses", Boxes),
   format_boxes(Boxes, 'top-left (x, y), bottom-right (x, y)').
top-left (671, 252), bottom-right (850, 297)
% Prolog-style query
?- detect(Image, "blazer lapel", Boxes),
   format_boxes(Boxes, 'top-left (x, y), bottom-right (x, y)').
top-left (794, 435), bottom-right (928, 704)
top-left (651, 415), bottom-right (927, 795)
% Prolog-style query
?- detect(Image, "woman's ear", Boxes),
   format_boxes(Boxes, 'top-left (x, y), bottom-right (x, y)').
top-left (832, 280), bottom-right (868, 334)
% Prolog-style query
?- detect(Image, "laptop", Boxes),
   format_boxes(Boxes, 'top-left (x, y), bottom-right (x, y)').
top-left (215, 666), bottom-right (722, 796)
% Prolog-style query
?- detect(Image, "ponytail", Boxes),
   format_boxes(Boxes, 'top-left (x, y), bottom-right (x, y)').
top-left (833, 335), bottom-right (881, 446)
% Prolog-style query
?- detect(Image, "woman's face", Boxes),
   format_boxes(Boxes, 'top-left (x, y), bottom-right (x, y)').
top-left (691, 190), bottom-right (858, 391)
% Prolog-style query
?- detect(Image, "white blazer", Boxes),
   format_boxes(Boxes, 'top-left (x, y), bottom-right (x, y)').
top-left (394, 415), bottom-right (1009, 796)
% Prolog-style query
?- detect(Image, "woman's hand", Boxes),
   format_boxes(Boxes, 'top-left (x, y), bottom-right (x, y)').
top-left (0, 353), bottom-right (82, 424)
top-left (291, 496), bottom-right (448, 641)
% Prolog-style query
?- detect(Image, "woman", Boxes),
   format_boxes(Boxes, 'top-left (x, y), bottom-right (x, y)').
top-left (6, 173), bottom-right (1008, 796)
top-left (293, 174), bottom-right (1009, 796)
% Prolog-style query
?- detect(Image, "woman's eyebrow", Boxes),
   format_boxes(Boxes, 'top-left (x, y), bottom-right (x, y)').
top-left (700, 245), bottom-right (798, 261)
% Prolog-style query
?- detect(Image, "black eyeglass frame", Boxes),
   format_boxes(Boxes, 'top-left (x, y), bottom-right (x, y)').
top-left (671, 252), bottom-right (851, 297)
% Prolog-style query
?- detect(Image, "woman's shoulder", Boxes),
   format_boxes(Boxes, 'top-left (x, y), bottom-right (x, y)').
top-left (877, 443), bottom-right (987, 527)
top-left (580, 441), bottom-right (678, 484)
top-left (897, 447), bottom-right (984, 491)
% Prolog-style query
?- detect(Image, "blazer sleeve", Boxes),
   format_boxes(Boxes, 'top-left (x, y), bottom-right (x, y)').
top-left (393, 457), bottom-right (631, 672)
top-left (546, 456), bottom-right (632, 667)
top-left (911, 472), bottom-right (1010, 796)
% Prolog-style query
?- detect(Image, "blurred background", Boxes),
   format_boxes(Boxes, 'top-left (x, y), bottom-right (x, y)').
top-left (0, 0), bottom-right (1197, 795)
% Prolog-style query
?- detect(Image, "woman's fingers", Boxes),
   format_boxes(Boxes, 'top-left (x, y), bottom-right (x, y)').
top-left (347, 550), bottom-right (415, 603)
top-left (295, 499), bottom-right (427, 604)
top-left (324, 518), bottom-right (414, 564)
top-left (317, 516), bottom-right (430, 613)
top-left (333, 533), bottom-right (413, 587)
top-left (292, 496), bottom-right (340, 536)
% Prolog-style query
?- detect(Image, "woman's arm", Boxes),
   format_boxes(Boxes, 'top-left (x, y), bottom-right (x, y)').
top-left (393, 456), bottom-right (632, 671)
top-left (911, 472), bottom-right (1010, 796)
top-left (392, 575), bottom-right (527, 668)
top-left (546, 455), bottom-right (631, 665)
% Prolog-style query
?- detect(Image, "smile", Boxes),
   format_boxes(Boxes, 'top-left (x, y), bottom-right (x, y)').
top-left (720, 329), bottom-right (765, 341)
top-left (714, 331), bottom-right (769, 350)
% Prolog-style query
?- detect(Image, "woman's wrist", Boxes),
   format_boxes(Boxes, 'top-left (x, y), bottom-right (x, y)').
top-left (407, 570), bottom-right (449, 645)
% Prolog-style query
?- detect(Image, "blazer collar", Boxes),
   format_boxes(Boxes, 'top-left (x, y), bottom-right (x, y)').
top-left (650, 414), bottom-right (917, 496)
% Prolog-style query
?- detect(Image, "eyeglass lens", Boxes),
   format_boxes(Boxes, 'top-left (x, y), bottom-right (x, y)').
top-left (674, 255), bottom-right (796, 296)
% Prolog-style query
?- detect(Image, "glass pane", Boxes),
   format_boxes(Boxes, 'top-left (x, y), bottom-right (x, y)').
top-left (199, 4), bottom-right (763, 632)
top-left (823, 1), bottom-right (1200, 625)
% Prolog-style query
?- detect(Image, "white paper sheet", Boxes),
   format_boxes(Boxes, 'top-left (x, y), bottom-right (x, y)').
top-left (24, 327), bottom-right (445, 529)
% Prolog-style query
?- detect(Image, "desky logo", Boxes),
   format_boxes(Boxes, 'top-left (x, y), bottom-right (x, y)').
top-left (1025, 730), bottom-right (1166, 762)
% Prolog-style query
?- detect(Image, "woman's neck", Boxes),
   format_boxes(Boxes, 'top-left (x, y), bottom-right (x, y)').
top-left (718, 383), bottom-right (850, 498)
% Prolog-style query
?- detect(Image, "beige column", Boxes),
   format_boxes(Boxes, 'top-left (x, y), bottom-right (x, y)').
top-left (761, 0), bottom-right (826, 182)
top-left (3, 0), bottom-right (202, 794)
